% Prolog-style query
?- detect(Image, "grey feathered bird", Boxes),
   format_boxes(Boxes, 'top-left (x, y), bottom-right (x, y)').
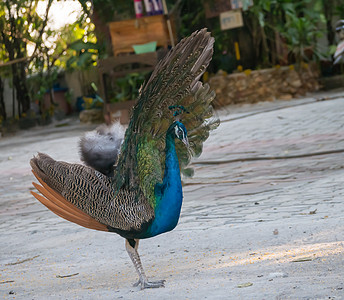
top-left (30, 29), bottom-right (219, 289)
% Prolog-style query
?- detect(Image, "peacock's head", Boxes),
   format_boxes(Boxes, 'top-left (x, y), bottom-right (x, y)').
top-left (168, 105), bottom-right (189, 147)
top-left (171, 121), bottom-right (189, 147)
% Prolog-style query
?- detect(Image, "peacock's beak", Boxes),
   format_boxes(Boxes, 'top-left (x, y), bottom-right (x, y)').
top-left (182, 136), bottom-right (190, 148)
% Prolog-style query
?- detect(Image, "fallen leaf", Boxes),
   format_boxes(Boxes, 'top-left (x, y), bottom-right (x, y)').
top-left (292, 257), bottom-right (313, 262)
top-left (237, 282), bottom-right (253, 288)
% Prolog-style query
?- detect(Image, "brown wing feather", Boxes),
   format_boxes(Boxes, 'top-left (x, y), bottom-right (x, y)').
top-left (31, 171), bottom-right (109, 232)
top-left (30, 153), bottom-right (154, 232)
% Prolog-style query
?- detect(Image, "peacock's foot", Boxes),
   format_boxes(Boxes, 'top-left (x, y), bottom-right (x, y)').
top-left (133, 278), bottom-right (166, 289)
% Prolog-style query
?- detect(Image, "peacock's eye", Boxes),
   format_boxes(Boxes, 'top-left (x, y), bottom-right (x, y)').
top-left (175, 125), bottom-right (185, 139)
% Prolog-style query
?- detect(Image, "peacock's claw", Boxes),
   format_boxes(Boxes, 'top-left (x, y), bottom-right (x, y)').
top-left (133, 278), bottom-right (166, 289)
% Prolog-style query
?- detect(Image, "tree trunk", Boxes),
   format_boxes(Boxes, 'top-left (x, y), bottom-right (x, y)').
top-left (0, 77), bottom-right (6, 121)
top-left (4, 33), bottom-right (30, 117)
top-left (261, 26), bottom-right (270, 67)
top-left (11, 61), bottom-right (30, 117)
top-left (322, 0), bottom-right (335, 46)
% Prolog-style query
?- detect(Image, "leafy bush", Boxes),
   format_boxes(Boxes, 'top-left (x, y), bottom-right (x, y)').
top-left (110, 72), bottom-right (149, 103)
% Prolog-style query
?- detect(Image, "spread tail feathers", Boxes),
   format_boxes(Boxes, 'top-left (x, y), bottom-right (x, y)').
top-left (79, 123), bottom-right (125, 176)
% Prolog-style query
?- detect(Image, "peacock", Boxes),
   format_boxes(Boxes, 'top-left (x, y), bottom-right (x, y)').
top-left (30, 29), bottom-right (219, 289)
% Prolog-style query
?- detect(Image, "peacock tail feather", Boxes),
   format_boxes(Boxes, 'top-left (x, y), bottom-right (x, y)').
top-left (115, 29), bottom-right (219, 206)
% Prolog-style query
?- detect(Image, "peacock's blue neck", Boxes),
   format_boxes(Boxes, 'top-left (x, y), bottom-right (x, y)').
top-left (141, 129), bottom-right (183, 238)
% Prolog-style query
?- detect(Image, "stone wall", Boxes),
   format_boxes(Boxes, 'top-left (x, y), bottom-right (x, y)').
top-left (209, 64), bottom-right (320, 108)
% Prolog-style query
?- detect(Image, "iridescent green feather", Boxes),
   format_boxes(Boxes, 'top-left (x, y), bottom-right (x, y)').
top-left (137, 138), bottom-right (162, 208)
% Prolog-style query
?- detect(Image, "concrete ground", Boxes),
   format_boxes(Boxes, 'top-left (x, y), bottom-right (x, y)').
top-left (1, 89), bottom-right (344, 299)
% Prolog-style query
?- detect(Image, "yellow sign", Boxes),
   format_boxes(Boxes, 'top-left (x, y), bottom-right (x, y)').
top-left (220, 10), bottom-right (243, 30)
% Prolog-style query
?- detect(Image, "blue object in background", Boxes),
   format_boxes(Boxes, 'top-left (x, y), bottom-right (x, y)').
top-left (76, 96), bottom-right (85, 112)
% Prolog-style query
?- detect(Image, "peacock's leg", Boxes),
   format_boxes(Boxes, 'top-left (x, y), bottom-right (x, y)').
top-left (125, 238), bottom-right (165, 289)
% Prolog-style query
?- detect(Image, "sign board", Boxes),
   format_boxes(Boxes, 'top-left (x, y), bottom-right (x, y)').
top-left (204, 0), bottom-right (231, 18)
top-left (230, 0), bottom-right (253, 10)
top-left (220, 10), bottom-right (244, 31)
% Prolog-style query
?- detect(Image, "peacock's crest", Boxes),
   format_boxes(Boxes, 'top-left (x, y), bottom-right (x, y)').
top-left (168, 105), bottom-right (189, 118)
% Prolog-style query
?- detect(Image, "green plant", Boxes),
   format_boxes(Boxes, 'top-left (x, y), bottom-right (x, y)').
top-left (110, 72), bottom-right (149, 103)
top-left (66, 40), bottom-right (100, 70)
top-left (0, 0), bottom-right (54, 117)
top-left (280, 2), bottom-right (324, 66)
top-left (0, 0), bottom-right (95, 120)
top-left (245, 0), bottom-right (327, 67)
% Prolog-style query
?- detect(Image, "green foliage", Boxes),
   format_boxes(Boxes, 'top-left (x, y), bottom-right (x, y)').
top-left (66, 40), bottom-right (99, 70)
top-left (110, 72), bottom-right (149, 103)
top-left (28, 67), bottom-right (58, 101)
top-left (282, 7), bottom-right (324, 64)
top-left (0, 0), bottom-right (99, 120)
top-left (243, 0), bottom-right (327, 67)
top-left (178, 0), bottom-right (341, 69)
top-left (0, 0), bottom-right (55, 116)
top-left (51, 19), bottom-right (99, 71)
top-left (26, 8), bottom-right (97, 116)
